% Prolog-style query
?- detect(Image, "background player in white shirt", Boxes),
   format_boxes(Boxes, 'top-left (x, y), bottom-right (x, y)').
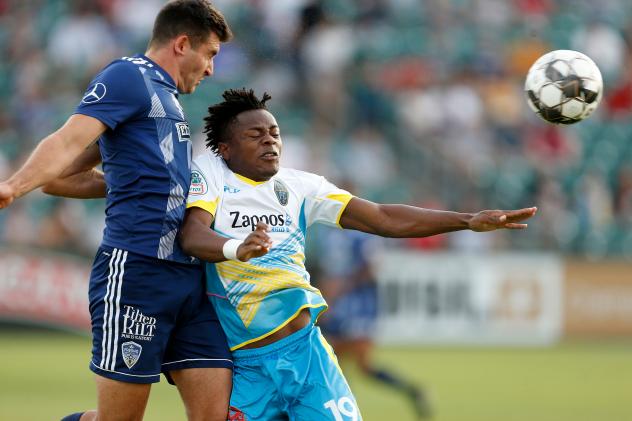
top-left (179, 88), bottom-right (537, 420)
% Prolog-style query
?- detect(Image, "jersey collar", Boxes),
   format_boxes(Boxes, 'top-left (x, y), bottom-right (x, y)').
top-left (234, 173), bottom-right (267, 186)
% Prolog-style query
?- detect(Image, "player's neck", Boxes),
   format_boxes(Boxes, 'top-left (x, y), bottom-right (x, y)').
top-left (145, 48), bottom-right (179, 88)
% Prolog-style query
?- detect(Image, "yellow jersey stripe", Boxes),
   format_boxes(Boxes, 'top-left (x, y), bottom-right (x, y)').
top-left (325, 193), bottom-right (354, 226)
top-left (238, 284), bottom-right (267, 327)
top-left (235, 173), bottom-right (266, 186)
top-left (186, 198), bottom-right (219, 216)
top-left (217, 262), bottom-right (321, 327)
top-left (218, 262), bottom-right (313, 290)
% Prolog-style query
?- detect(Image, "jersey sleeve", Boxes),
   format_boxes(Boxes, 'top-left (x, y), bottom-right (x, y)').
top-left (74, 61), bottom-right (148, 130)
top-left (186, 155), bottom-right (223, 217)
top-left (304, 175), bottom-right (353, 228)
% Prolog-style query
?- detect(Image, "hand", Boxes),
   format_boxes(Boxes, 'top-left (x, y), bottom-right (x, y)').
top-left (468, 207), bottom-right (537, 232)
top-left (236, 221), bottom-right (273, 261)
top-left (0, 182), bottom-right (16, 209)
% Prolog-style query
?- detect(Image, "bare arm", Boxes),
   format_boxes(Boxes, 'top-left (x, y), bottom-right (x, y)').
top-left (41, 142), bottom-right (106, 199)
top-left (0, 114), bottom-right (107, 208)
top-left (179, 207), bottom-right (273, 262)
top-left (339, 197), bottom-right (537, 237)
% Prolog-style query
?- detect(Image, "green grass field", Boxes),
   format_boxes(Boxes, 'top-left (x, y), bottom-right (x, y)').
top-left (0, 329), bottom-right (630, 421)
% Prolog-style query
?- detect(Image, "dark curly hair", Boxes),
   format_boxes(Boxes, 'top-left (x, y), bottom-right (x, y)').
top-left (149, 0), bottom-right (232, 48)
top-left (204, 88), bottom-right (272, 154)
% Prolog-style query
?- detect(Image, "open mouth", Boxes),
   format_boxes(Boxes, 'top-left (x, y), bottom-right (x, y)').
top-left (260, 151), bottom-right (279, 159)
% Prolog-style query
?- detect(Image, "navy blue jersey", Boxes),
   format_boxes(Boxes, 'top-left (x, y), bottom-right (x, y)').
top-left (75, 55), bottom-right (194, 263)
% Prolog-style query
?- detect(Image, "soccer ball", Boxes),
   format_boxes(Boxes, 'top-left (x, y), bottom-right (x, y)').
top-left (524, 50), bottom-right (603, 124)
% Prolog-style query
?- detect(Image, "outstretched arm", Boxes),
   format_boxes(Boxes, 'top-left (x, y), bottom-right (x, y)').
top-left (179, 207), bottom-right (273, 262)
top-left (339, 197), bottom-right (537, 237)
top-left (0, 114), bottom-right (107, 208)
top-left (41, 142), bottom-right (106, 199)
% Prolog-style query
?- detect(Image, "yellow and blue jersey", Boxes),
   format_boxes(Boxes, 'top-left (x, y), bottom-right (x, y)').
top-left (186, 153), bottom-right (353, 350)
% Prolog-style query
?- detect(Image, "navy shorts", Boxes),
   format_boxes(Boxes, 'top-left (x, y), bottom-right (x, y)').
top-left (88, 245), bottom-right (233, 384)
top-left (319, 283), bottom-right (377, 340)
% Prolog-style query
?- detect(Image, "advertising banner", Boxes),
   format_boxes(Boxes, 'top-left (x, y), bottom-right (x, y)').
top-left (0, 249), bottom-right (91, 332)
top-left (564, 260), bottom-right (632, 336)
top-left (374, 252), bottom-right (564, 345)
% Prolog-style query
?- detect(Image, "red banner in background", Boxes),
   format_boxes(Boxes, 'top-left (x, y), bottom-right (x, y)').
top-left (0, 250), bottom-right (91, 332)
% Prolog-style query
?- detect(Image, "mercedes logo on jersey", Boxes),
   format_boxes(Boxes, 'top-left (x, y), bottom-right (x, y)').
top-left (81, 83), bottom-right (107, 104)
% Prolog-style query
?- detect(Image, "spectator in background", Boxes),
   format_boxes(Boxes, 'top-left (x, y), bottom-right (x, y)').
top-left (572, 20), bottom-right (627, 83)
top-left (47, 0), bottom-right (119, 72)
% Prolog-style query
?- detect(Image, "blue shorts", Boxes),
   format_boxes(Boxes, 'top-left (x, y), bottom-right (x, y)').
top-left (229, 324), bottom-right (363, 420)
top-left (88, 245), bottom-right (232, 384)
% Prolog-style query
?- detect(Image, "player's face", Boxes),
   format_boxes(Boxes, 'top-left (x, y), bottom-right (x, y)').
top-left (179, 32), bottom-right (220, 94)
top-left (221, 109), bottom-right (282, 182)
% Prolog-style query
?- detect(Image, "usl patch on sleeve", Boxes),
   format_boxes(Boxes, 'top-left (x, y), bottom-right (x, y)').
top-left (189, 170), bottom-right (208, 195)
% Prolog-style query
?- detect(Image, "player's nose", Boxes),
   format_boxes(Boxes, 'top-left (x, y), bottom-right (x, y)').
top-left (203, 60), bottom-right (213, 77)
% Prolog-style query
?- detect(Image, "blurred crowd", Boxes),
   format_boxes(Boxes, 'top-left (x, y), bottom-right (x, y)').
top-left (1, 0), bottom-right (632, 259)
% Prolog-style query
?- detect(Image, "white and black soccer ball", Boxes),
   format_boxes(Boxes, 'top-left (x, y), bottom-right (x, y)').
top-left (525, 50), bottom-right (603, 124)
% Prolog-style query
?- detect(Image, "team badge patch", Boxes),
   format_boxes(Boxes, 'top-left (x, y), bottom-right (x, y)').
top-left (274, 180), bottom-right (289, 206)
top-left (189, 170), bottom-right (207, 195)
top-left (121, 341), bottom-right (142, 369)
top-left (175, 122), bottom-right (191, 142)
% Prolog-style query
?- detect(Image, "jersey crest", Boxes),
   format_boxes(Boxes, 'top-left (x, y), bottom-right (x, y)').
top-left (121, 341), bottom-right (142, 368)
top-left (274, 179), bottom-right (289, 206)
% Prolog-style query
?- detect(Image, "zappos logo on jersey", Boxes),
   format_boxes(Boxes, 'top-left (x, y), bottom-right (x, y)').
top-left (230, 211), bottom-right (287, 231)
top-left (175, 122), bottom-right (191, 142)
top-left (189, 170), bottom-right (207, 195)
top-left (81, 83), bottom-right (107, 104)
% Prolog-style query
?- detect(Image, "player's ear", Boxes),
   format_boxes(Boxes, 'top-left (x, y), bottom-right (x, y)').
top-left (173, 34), bottom-right (190, 56)
top-left (218, 142), bottom-right (230, 161)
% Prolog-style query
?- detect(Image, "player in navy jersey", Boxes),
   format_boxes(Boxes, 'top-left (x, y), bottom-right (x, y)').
top-left (177, 88), bottom-right (538, 420)
top-left (0, 2), bottom-right (234, 421)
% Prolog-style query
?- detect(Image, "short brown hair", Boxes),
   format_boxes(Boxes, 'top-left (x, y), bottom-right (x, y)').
top-left (149, 0), bottom-right (232, 48)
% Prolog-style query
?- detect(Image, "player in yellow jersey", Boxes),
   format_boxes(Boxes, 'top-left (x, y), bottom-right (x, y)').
top-left (179, 88), bottom-right (537, 420)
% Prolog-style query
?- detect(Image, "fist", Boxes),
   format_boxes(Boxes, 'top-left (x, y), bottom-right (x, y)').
top-left (236, 221), bottom-right (273, 261)
top-left (0, 182), bottom-right (16, 209)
